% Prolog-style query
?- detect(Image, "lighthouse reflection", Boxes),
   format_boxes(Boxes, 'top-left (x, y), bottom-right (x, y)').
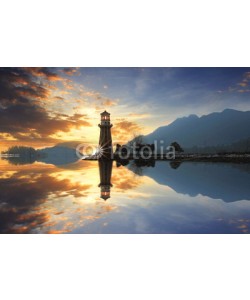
top-left (98, 158), bottom-right (156, 200)
top-left (98, 160), bottom-right (113, 200)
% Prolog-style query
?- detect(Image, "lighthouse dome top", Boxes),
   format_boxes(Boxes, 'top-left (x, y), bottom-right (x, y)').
top-left (101, 110), bottom-right (110, 116)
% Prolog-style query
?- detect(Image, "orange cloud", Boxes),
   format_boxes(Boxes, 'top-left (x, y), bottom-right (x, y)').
top-left (112, 119), bottom-right (143, 144)
top-left (61, 67), bottom-right (80, 76)
top-left (24, 67), bottom-right (64, 82)
top-left (234, 71), bottom-right (250, 93)
top-left (238, 82), bottom-right (247, 87)
top-left (129, 113), bottom-right (150, 119)
top-left (78, 87), bottom-right (119, 108)
top-left (102, 99), bottom-right (119, 107)
top-left (0, 68), bottom-right (92, 144)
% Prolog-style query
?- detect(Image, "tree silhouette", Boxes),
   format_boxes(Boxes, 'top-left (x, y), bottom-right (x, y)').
top-left (2, 146), bottom-right (37, 165)
top-left (128, 133), bottom-right (144, 147)
top-left (170, 142), bottom-right (184, 153)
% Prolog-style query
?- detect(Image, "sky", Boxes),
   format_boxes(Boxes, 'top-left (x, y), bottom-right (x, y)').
top-left (1, 67), bottom-right (250, 149)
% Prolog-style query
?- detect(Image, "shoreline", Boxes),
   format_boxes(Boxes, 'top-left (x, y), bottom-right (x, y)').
top-left (83, 154), bottom-right (250, 163)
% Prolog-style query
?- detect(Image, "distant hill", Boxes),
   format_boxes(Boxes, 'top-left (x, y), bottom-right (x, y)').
top-left (37, 146), bottom-right (80, 166)
top-left (2, 143), bottom-right (83, 167)
top-left (140, 109), bottom-right (250, 152)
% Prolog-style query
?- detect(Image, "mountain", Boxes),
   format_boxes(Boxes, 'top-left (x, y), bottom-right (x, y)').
top-left (141, 109), bottom-right (250, 151)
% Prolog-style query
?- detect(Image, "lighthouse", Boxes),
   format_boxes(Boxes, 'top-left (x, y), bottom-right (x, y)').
top-left (98, 110), bottom-right (113, 159)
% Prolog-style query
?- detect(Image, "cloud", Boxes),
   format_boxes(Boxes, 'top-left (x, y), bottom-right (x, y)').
top-left (78, 86), bottom-right (119, 108)
top-left (129, 113), bottom-right (151, 119)
top-left (101, 99), bottom-right (118, 107)
top-left (234, 71), bottom-right (250, 93)
top-left (53, 96), bottom-right (64, 101)
top-left (24, 67), bottom-right (64, 82)
top-left (238, 82), bottom-right (247, 87)
top-left (61, 67), bottom-right (80, 76)
top-left (0, 68), bottom-right (91, 143)
top-left (62, 78), bottom-right (74, 90)
top-left (112, 119), bottom-right (142, 144)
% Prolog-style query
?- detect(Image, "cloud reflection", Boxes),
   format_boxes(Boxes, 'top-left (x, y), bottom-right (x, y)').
top-left (0, 161), bottom-right (102, 233)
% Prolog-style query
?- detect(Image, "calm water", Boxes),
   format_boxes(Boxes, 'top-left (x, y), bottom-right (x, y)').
top-left (1, 157), bottom-right (250, 233)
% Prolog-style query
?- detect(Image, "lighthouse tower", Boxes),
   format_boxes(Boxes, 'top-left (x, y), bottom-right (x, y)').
top-left (98, 110), bottom-right (113, 159)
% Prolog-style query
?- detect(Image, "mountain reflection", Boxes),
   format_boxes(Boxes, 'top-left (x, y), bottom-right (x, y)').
top-left (129, 161), bottom-right (250, 202)
top-left (94, 159), bottom-right (250, 202)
